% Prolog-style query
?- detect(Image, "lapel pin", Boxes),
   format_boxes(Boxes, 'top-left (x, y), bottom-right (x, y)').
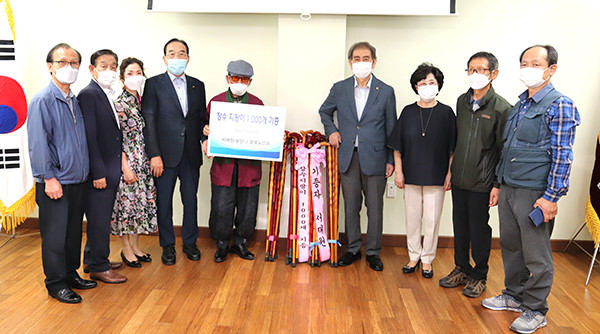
top-left (376, 87), bottom-right (379, 90)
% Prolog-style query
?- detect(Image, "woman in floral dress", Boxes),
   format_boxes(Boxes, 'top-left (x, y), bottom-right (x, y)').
top-left (111, 57), bottom-right (157, 267)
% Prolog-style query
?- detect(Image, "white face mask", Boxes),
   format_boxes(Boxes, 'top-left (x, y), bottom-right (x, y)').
top-left (469, 73), bottom-right (491, 90)
top-left (418, 85), bottom-right (438, 102)
top-left (520, 67), bottom-right (550, 88)
top-left (229, 83), bottom-right (249, 96)
top-left (124, 75), bottom-right (145, 91)
top-left (96, 69), bottom-right (118, 89)
top-left (54, 65), bottom-right (79, 84)
top-left (352, 61), bottom-right (372, 79)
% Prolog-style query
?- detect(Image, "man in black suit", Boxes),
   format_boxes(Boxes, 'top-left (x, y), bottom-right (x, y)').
top-left (142, 38), bottom-right (207, 265)
top-left (79, 49), bottom-right (127, 283)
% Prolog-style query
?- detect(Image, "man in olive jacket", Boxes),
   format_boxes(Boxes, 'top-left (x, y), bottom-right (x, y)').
top-left (439, 52), bottom-right (511, 298)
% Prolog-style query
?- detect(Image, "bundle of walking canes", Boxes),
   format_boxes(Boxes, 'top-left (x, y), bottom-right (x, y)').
top-left (265, 130), bottom-right (341, 267)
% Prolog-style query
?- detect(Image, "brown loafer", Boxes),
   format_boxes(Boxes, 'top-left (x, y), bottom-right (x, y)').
top-left (110, 261), bottom-right (123, 270)
top-left (83, 262), bottom-right (123, 273)
top-left (90, 269), bottom-right (127, 284)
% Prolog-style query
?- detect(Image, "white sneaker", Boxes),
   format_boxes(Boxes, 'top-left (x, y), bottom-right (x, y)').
top-left (509, 309), bottom-right (547, 333)
top-left (481, 294), bottom-right (522, 312)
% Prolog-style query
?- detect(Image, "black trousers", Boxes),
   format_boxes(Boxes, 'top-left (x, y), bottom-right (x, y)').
top-left (155, 144), bottom-right (200, 247)
top-left (83, 185), bottom-right (117, 272)
top-left (36, 181), bottom-right (87, 292)
top-left (209, 163), bottom-right (259, 246)
top-left (451, 186), bottom-right (492, 280)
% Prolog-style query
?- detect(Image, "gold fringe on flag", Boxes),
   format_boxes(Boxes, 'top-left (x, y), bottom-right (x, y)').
top-left (0, 184), bottom-right (35, 233)
top-left (585, 195), bottom-right (600, 247)
top-left (1, 0), bottom-right (16, 40)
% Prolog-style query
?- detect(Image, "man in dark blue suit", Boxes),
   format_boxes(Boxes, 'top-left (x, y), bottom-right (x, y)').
top-left (319, 41), bottom-right (396, 271)
top-left (142, 38), bottom-right (207, 265)
top-left (79, 49), bottom-right (127, 283)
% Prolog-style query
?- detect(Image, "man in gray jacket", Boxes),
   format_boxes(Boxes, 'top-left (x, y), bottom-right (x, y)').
top-left (439, 52), bottom-right (511, 297)
top-left (319, 41), bottom-right (396, 271)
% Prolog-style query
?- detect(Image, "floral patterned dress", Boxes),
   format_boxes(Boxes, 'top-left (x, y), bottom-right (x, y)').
top-left (111, 90), bottom-right (158, 235)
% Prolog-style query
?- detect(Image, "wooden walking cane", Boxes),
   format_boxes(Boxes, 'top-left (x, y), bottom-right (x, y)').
top-left (285, 136), bottom-right (295, 264)
top-left (271, 157), bottom-right (284, 260)
top-left (266, 130), bottom-right (290, 261)
top-left (322, 142), bottom-right (336, 267)
top-left (287, 132), bottom-right (303, 266)
top-left (327, 145), bottom-right (335, 267)
top-left (265, 160), bottom-right (277, 261)
top-left (271, 141), bottom-right (288, 260)
top-left (267, 162), bottom-right (279, 261)
top-left (333, 145), bottom-right (340, 266)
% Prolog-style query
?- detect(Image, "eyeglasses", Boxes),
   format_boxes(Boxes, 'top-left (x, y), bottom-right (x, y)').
top-left (51, 60), bottom-right (80, 68)
top-left (465, 68), bottom-right (490, 75)
top-left (417, 82), bottom-right (437, 87)
top-left (228, 75), bottom-right (250, 84)
top-left (166, 51), bottom-right (188, 59)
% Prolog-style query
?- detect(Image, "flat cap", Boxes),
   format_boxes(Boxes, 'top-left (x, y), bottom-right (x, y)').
top-left (227, 60), bottom-right (254, 78)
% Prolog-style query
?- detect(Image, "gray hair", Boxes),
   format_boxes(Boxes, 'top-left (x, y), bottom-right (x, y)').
top-left (347, 41), bottom-right (377, 60)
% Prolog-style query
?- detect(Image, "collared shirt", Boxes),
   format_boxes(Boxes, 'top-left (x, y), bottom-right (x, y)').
top-left (54, 80), bottom-right (75, 114)
top-left (517, 83), bottom-right (580, 202)
top-left (92, 78), bottom-right (120, 129)
top-left (168, 71), bottom-right (188, 116)
top-left (28, 81), bottom-right (89, 184)
top-left (353, 75), bottom-right (372, 146)
top-left (470, 94), bottom-right (483, 111)
top-left (354, 75), bottom-right (372, 119)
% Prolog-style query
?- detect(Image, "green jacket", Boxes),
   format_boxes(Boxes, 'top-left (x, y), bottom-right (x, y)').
top-left (450, 86), bottom-right (511, 193)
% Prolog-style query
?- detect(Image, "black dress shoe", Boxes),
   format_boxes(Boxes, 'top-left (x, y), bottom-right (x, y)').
top-left (422, 264), bottom-right (434, 278)
top-left (230, 244), bottom-right (255, 260)
top-left (69, 274), bottom-right (97, 290)
top-left (338, 251), bottom-right (361, 266)
top-left (214, 246), bottom-right (229, 263)
top-left (121, 251), bottom-right (142, 268)
top-left (366, 255), bottom-right (384, 271)
top-left (402, 259), bottom-right (421, 274)
top-left (135, 253), bottom-right (152, 262)
top-left (182, 243), bottom-right (201, 261)
top-left (162, 244), bottom-right (176, 265)
top-left (48, 288), bottom-right (82, 304)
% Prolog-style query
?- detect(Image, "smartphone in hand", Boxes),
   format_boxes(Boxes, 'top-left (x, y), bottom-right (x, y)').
top-left (529, 207), bottom-right (545, 226)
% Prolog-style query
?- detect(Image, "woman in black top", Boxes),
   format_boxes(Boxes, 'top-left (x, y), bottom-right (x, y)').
top-left (387, 63), bottom-right (456, 278)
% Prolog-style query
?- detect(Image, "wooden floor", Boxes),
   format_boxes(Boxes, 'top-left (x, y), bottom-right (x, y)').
top-left (1, 229), bottom-right (599, 334)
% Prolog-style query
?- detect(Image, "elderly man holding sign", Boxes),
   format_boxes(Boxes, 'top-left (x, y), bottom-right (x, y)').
top-left (202, 60), bottom-right (268, 263)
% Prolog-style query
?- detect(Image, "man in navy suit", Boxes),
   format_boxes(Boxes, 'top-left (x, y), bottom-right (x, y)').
top-left (319, 41), bottom-right (396, 271)
top-left (142, 38), bottom-right (207, 265)
top-left (79, 49), bottom-right (127, 283)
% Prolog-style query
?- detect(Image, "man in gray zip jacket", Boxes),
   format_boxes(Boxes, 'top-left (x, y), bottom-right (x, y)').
top-left (439, 52), bottom-right (511, 298)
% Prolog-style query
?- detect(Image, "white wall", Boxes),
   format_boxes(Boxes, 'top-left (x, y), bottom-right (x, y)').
top-left (16, 0), bottom-right (600, 241)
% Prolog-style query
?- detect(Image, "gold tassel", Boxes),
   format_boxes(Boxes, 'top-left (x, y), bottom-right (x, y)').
top-left (585, 195), bottom-right (600, 247)
top-left (0, 184), bottom-right (36, 233)
top-left (1, 0), bottom-right (16, 41)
